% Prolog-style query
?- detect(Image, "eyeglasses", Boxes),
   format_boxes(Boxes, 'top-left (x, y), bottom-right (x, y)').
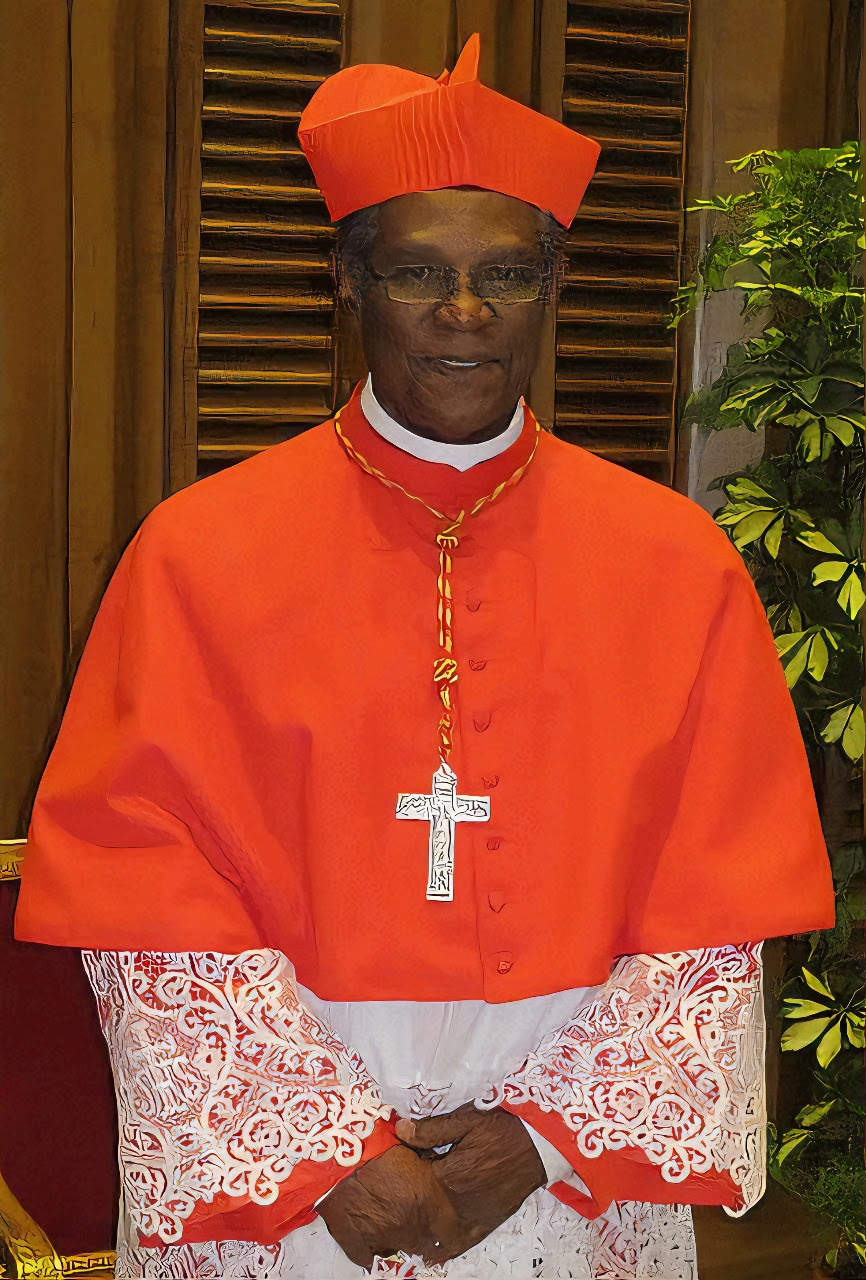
top-left (367, 262), bottom-right (550, 305)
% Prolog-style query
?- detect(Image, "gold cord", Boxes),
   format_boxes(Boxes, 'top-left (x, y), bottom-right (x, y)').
top-left (334, 406), bottom-right (540, 763)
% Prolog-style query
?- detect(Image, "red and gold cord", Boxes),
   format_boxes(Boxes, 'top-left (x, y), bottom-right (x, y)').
top-left (334, 407), bottom-right (540, 764)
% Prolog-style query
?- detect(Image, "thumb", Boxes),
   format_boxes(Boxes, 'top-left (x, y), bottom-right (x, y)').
top-left (395, 1107), bottom-right (475, 1150)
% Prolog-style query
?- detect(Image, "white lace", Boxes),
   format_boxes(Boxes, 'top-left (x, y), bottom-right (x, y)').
top-left (476, 944), bottom-right (766, 1218)
top-left (113, 1194), bottom-right (699, 1278)
top-left (84, 945), bottom-right (765, 1277)
top-left (81, 950), bottom-right (392, 1246)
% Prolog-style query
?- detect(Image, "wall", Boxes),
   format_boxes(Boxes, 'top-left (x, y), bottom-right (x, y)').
top-left (676, 0), bottom-right (860, 509)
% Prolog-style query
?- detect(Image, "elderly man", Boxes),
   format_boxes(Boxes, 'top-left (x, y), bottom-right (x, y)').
top-left (16, 34), bottom-right (833, 1279)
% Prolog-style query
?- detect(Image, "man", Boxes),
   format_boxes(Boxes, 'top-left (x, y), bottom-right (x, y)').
top-left (16, 33), bottom-right (834, 1278)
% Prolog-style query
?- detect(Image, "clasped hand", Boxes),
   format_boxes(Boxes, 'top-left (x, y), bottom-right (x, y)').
top-left (317, 1102), bottom-right (547, 1270)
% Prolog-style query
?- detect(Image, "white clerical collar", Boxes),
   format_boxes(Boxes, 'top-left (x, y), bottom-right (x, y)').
top-left (360, 373), bottom-right (524, 472)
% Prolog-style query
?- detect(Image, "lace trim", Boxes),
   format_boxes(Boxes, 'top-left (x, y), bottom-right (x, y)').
top-left (477, 944), bottom-right (766, 1215)
top-left (114, 1193), bottom-right (698, 1278)
top-left (82, 950), bottom-right (393, 1245)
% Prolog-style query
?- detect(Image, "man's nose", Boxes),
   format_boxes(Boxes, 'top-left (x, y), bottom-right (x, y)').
top-left (435, 278), bottom-right (495, 326)
top-left (432, 293), bottom-right (493, 327)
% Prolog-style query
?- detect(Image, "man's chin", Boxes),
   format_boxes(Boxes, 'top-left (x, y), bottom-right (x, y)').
top-left (410, 401), bottom-right (514, 443)
top-left (405, 369), bottom-right (520, 442)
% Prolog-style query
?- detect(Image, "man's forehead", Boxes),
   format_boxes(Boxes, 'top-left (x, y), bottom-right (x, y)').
top-left (375, 188), bottom-right (542, 250)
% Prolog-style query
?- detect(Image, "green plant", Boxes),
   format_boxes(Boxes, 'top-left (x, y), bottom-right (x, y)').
top-left (672, 144), bottom-right (865, 1275)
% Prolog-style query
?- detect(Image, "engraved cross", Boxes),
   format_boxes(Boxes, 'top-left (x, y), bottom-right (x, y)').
top-left (396, 762), bottom-right (491, 901)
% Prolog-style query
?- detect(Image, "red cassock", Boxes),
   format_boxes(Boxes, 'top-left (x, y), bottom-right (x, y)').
top-left (15, 381), bottom-right (835, 1001)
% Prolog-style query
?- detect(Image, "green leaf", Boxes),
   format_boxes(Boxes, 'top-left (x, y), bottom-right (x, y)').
top-left (781, 1016), bottom-right (832, 1051)
top-left (774, 1128), bottom-right (813, 1163)
top-left (838, 571), bottom-right (865, 619)
top-left (812, 560), bottom-right (848, 584)
top-left (798, 419), bottom-right (822, 461)
top-left (802, 968), bottom-right (834, 998)
top-left (821, 703), bottom-right (852, 745)
top-left (822, 359), bottom-right (865, 386)
top-left (731, 509), bottom-right (779, 548)
top-left (796, 528), bottom-right (844, 555)
top-left (725, 477), bottom-right (775, 501)
top-left (764, 517), bottom-right (785, 559)
top-left (796, 375), bottom-right (825, 403)
top-left (776, 633), bottom-right (810, 686)
top-left (782, 998), bottom-right (832, 1019)
top-left (816, 1017), bottom-right (843, 1067)
top-left (842, 704), bottom-right (865, 761)
top-left (752, 394), bottom-right (794, 428)
top-left (806, 632), bottom-right (829, 681)
top-left (795, 1099), bottom-right (836, 1128)
top-left (824, 414), bottom-right (857, 445)
top-left (846, 1019), bottom-right (865, 1049)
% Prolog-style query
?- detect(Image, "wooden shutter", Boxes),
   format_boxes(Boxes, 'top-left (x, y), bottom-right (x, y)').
top-left (556, 0), bottom-right (691, 483)
top-left (197, 0), bottom-right (344, 479)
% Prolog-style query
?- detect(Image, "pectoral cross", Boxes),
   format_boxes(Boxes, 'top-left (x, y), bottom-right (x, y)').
top-left (396, 762), bottom-right (491, 901)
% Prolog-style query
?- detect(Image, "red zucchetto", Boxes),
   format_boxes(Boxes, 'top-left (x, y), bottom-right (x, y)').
top-left (297, 32), bottom-right (601, 226)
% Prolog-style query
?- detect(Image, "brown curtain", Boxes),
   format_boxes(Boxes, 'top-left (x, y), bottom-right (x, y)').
top-left (825, 0), bottom-right (863, 142)
top-left (0, 0), bottom-right (187, 1258)
top-left (0, 0), bottom-right (180, 837)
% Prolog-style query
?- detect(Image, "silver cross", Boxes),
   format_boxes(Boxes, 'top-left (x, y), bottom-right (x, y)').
top-left (396, 762), bottom-right (491, 901)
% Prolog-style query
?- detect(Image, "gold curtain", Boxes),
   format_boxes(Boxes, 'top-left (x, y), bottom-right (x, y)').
top-left (0, 0), bottom-right (186, 835)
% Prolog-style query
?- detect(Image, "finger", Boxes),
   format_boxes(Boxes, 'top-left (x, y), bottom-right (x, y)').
top-left (395, 1107), bottom-right (476, 1150)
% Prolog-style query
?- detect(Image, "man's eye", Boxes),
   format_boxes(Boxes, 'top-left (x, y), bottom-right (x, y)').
top-left (487, 266), bottom-right (532, 283)
top-left (398, 266), bottom-right (439, 282)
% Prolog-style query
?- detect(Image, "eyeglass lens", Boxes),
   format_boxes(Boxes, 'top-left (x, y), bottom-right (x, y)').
top-left (379, 263), bottom-right (546, 303)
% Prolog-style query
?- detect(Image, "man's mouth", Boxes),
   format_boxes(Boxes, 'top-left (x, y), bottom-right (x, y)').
top-left (418, 356), bottom-right (497, 372)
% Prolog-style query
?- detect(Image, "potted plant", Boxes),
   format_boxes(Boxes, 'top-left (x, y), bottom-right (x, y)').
top-left (671, 142), bottom-right (865, 1276)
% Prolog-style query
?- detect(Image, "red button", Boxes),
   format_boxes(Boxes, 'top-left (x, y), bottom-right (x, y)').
top-left (486, 838), bottom-right (503, 851)
top-left (468, 659), bottom-right (487, 671)
top-left (488, 891), bottom-right (506, 913)
top-left (497, 959), bottom-right (512, 974)
top-left (473, 712), bottom-right (492, 732)
top-left (482, 774), bottom-right (500, 788)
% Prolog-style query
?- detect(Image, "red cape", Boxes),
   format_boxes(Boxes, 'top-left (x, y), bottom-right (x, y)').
top-left (15, 384), bottom-right (835, 1000)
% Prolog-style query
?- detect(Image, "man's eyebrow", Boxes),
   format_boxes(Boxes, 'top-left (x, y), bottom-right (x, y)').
top-left (378, 239), bottom-right (543, 264)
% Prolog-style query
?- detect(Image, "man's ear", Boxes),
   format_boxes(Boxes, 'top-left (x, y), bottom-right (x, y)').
top-left (333, 254), bottom-right (362, 319)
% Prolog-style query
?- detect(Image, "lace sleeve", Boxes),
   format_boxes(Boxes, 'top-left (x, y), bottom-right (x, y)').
top-left (82, 948), bottom-right (398, 1249)
top-left (477, 943), bottom-right (766, 1221)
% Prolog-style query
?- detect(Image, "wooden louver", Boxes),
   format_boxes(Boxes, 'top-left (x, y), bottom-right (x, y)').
top-left (197, 0), bottom-right (344, 478)
top-left (556, 0), bottom-right (691, 483)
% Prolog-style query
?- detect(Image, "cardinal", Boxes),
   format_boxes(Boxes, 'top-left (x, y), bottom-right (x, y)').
top-left (15, 32), bottom-right (834, 1279)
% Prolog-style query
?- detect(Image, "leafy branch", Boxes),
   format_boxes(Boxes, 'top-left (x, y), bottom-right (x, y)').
top-left (673, 142), bottom-right (865, 1275)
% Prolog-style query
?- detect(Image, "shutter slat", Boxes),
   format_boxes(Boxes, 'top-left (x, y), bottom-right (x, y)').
top-left (567, 25), bottom-right (687, 49)
top-left (201, 176), bottom-right (320, 200)
top-left (197, 2), bottom-right (343, 474)
top-left (206, 0), bottom-right (341, 13)
top-left (558, 0), bottom-right (690, 482)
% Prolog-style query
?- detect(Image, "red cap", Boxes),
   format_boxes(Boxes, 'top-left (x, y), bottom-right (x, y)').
top-left (298, 33), bottom-right (601, 227)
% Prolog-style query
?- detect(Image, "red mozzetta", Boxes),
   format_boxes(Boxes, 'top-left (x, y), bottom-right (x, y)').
top-left (15, 381), bottom-right (835, 995)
